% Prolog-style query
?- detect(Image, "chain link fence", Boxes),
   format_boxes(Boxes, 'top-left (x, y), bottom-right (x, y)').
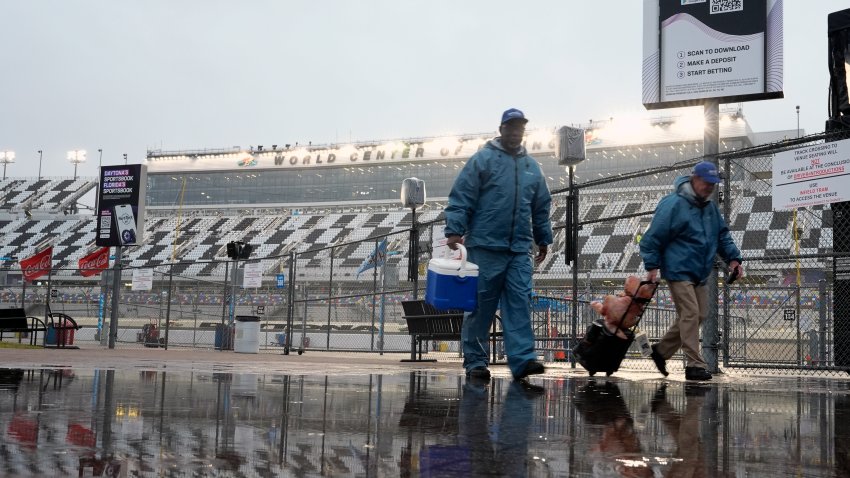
top-left (2, 131), bottom-right (849, 376)
top-left (545, 129), bottom-right (850, 376)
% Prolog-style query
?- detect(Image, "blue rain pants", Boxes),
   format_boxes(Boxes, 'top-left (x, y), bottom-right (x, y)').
top-left (462, 247), bottom-right (537, 378)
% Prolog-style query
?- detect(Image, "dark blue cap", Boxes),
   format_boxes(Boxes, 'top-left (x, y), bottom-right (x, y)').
top-left (500, 108), bottom-right (528, 125)
top-left (692, 161), bottom-right (722, 184)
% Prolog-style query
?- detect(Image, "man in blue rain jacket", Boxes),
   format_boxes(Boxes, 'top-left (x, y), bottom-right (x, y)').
top-left (444, 108), bottom-right (553, 381)
top-left (640, 161), bottom-right (743, 381)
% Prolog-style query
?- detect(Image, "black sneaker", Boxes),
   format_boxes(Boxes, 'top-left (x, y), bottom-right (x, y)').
top-left (515, 360), bottom-right (545, 379)
top-left (685, 367), bottom-right (712, 381)
top-left (650, 345), bottom-right (669, 377)
top-left (466, 366), bottom-right (491, 380)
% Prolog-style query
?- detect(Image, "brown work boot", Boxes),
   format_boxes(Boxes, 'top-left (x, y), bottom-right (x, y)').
top-left (685, 367), bottom-right (712, 381)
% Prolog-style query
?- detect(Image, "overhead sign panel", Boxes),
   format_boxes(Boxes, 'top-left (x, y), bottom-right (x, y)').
top-left (643, 0), bottom-right (783, 109)
top-left (96, 164), bottom-right (148, 247)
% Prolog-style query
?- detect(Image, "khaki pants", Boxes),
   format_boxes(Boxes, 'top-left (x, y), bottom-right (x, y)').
top-left (656, 281), bottom-right (708, 369)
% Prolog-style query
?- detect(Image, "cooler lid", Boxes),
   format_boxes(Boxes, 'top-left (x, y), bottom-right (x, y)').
top-left (428, 257), bottom-right (479, 277)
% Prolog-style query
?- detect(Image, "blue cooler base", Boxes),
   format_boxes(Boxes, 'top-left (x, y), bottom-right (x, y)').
top-left (425, 269), bottom-right (477, 311)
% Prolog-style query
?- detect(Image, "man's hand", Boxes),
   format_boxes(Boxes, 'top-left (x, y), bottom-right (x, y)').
top-left (728, 260), bottom-right (744, 279)
top-left (535, 245), bottom-right (548, 265)
top-left (446, 235), bottom-right (463, 251)
top-left (646, 269), bottom-right (660, 283)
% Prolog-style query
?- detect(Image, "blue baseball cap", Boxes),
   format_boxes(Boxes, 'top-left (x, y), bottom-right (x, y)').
top-left (500, 108), bottom-right (528, 125)
top-left (692, 161), bottom-right (722, 184)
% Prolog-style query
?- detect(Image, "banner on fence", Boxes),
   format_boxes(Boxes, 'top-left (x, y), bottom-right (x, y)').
top-left (19, 246), bottom-right (52, 282)
top-left (772, 138), bottom-right (850, 210)
top-left (357, 239), bottom-right (387, 278)
top-left (78, 247), bottom-right (110, 277)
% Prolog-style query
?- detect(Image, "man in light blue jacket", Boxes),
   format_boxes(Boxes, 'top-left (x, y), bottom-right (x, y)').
top-left (444, 108), bottom-right (553, 382)
top-left (640, 161), bottom-right (743, 381)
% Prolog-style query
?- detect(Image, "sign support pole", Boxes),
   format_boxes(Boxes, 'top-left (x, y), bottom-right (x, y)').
top-left (108, 246), bottom-right (122, 349)
top-left (703, 99), bottom-right (721, 372)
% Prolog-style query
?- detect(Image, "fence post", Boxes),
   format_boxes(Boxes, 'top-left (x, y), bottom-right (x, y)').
top-left (410, 209), bottom-right (419, 299)
top-left (285, 252), bottom-right (296, 355)
top-left (300, 282), bottom-right (308, 352)
top-left (221, 261), bottom-right (229, 327)
top-left (326, 246), bottom-right (334, 351)
top-left (568, 166), bottom-right (580, 367)
top-left (370, 238), bottom-right (379, 351)
top-left (796, 283), bottom-right (802, 366)
top-left (163, 264), bottom-right (173, 350)
top-left (703, 98), bottom-right (721, 372)
top-left (819, 279), bottom-right (827, 364)
top-left (229, 258), bottom-right (238, 326)
top-left (108, 245), bottom-right (122, 349)
top-left (722, 155), bottom-right (732, 368)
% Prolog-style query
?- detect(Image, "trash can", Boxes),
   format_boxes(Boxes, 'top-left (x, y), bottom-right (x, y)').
top-left (234, 316), bottom-right (260, 354)
top-left (45, 324), bottom-right (58, 346)
top-left (44, 318), bottom-right (76, 347)
top-left (57, 318), bottom-right (75, 346)
top-left (274, 333), bottom-right (287, 347)
top-left (142, 323), bottom-right (159, 348)
top-left (215, 323), bottom-right (234, 350)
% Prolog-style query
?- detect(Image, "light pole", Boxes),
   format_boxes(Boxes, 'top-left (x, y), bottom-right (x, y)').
top-left (0, 151), bottom-right (14, 180)
top-left (98, 149), bottom-right (102, 168)
top-left (67, 149), bottom-right (87, 180)
top-left (796, 105), bottom-right (800, 138)
top-left (37, 150), bottom-right (43, 179)
top-left (123, 153), bottom-right (127, 165)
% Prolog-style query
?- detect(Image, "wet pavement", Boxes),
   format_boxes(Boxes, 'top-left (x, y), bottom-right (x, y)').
top-left (0, 349), bottom-right (849, 477)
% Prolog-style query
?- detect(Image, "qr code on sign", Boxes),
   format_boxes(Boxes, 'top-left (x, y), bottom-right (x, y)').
top-left (710, 0), bottom-right (743, 14)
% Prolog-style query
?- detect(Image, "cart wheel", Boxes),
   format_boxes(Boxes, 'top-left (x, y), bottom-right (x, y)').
top-left (297, 349), bottom-right (303, 355)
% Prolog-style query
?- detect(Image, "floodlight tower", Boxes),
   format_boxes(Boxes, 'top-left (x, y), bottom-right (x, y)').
top-left (67, 150), bottom-right (87, 180)
top-left (0, 151), bottom-right (14, 180)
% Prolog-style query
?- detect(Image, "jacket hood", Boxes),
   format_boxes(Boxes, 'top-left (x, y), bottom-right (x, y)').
top-left (673, 175), bottom-right (707, 207)
top-left (488, 138), bottom-right (527, 156)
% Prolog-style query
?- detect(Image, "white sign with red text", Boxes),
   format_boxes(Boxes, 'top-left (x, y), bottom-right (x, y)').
top-left (132, 268), bottom-right (154, 291)
top-left (772, 138), bottom-right (850, 210)
top-left (242, 261), bottom-right (263, 289)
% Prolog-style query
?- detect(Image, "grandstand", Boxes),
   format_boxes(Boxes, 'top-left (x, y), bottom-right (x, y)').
top-left (0, 107), bottom-right (826, 289)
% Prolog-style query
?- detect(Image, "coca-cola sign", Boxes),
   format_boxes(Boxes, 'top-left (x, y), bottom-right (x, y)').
top-left (78, 247), bottom-right (110, 277)
top-left (19, 247), bottom-right (53, 282)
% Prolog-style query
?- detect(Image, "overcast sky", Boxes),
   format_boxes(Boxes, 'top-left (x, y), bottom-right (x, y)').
top-left (1, 0), bottom-right (847, 179)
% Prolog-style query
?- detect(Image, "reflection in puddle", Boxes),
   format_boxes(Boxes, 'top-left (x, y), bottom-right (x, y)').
top-left (0, 368), bottom-right (848, 476)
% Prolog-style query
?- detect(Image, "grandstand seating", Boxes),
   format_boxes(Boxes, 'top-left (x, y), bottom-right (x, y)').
top-left (0, 178), bottom-right (835, 283)
top-left (0, 178), bottom-right (95, 213)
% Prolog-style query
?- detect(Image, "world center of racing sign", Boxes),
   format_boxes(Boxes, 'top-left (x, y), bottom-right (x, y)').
top-left (772, 138), bottom-right (850, 210)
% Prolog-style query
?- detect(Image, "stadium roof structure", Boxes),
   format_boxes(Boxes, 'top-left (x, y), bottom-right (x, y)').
top-left (145, 108), bottom-right (755, 174)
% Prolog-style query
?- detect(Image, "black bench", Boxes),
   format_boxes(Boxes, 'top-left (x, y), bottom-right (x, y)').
top-left (401, 300), bottom-right (464, 362)
top-left (0, 308), bottom-right (47, 346)
top-left (401, 300), bottom-right (506, 363)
